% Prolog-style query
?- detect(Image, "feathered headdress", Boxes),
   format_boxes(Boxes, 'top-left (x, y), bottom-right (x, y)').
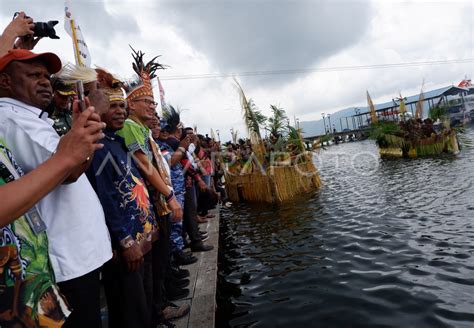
top-left (57, 62), bottom-right (98, 84)
top-left (95, 67), bottom-right (125, 102)
top-left (56, 63), bottom-right (125, 102)
top-left (124, 46), bottom-right (166, 102)
top-left (162, 105), bottom-right (183, 133)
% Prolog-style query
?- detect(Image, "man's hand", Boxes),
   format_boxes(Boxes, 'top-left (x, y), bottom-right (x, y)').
top-left (179, 136), bottom-right (191, 150)
top-left (55, 106), bottom-right (105, 167)
top-left (5, 12), bottom-right (34, 38)
top-left (198, 179), bottom-right (207, 192)
top-left (168, 197), bottom-right (183, 222)
top-left (72, 97), bottom-right (102, 124)
top-left (190, 134), bottom-right (199, 145)
top-left (121, 243), bottom-right (144, 273)
top-left (9, 12), bottom-right (42, 51)
top-left (14, 35), bottom-right (42, 50)
top-left (0, 12), bottom-right (36, 56)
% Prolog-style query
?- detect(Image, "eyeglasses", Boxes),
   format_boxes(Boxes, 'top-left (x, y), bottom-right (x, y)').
top-left (133, 99), bottom-right (158, 107)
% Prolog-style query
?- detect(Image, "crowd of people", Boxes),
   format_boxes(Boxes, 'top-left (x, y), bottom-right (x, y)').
top-left (222, 132), bottom-right (314, 174)
top-left (0, 12), bottom-right (225, 328)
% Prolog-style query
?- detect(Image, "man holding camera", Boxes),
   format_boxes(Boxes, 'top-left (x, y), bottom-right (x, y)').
top-left (0, 12), bottom-right (43, 57)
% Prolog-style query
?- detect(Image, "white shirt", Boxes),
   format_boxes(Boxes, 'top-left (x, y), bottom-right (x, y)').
top-left (148, 130), bottom-right (172, 183)
top-left (0, 97), bottom-right (112, 282)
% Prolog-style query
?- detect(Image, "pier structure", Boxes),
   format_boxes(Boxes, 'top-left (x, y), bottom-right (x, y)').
top-left (305, 85), bottom-right (469, 143)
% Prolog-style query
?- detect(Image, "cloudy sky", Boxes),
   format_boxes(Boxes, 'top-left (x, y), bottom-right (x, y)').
top-left (1, 0), bottom-right (472, 140)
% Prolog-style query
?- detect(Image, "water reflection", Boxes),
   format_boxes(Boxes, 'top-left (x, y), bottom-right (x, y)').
top-left (217, 129), bottom-right (474, 328)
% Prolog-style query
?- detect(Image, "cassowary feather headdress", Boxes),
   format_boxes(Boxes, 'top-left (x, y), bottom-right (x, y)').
top-left (124, 46), bottom-right (166, 102)
top-left (162, 105), bottom-right (183, 133)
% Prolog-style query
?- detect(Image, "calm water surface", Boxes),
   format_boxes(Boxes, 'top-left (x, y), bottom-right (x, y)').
top-left (216, 128), bottom-right (474, 328)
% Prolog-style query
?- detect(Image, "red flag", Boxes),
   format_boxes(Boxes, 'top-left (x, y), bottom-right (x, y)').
top-left (458, 79), bottom-right (472, 88)
top-left (157, 77), bottom-right (166, 108)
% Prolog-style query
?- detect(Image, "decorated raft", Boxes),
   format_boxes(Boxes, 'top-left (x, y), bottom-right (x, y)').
top-left (373, 126), bottom-right (459, 158)
top-left (224, 154), bottom-right (321, 203)
top-left (223, 81), bottom-right (321, 203)
top-left (367, 90), bottom-right (460, 158)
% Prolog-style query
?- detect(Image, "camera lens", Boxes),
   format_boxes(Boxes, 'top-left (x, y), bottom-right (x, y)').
top-left (33, 21), bottom-right (60, 39)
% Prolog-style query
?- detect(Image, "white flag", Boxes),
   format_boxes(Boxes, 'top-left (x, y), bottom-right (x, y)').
top-left (64, 0), bottom-right (91, 67)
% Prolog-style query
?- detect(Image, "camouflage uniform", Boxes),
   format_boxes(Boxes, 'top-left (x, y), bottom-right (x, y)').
top-left (49, 78), bottom-right (75, 136)
top-left (50, 108), bottom-right (73, 136)
top-left (158, 140), bottom-right (185, 253)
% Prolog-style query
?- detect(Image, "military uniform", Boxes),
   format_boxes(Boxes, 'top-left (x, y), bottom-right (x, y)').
top-left (50, 108), bottom-right (73, 136)
top-left (49, 78), bottom-right (75, 136)
top-left (158, 139), bottom-right (186, 254)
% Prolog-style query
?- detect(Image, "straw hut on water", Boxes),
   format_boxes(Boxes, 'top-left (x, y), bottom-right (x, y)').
top-left (223, 81), bottom-right (321, 203)
top-left (367, 89), bottom-right (460, 158)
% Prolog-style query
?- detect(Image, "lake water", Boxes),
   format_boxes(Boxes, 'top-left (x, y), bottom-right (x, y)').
top-left (216, 128), bottom-right (474, 328)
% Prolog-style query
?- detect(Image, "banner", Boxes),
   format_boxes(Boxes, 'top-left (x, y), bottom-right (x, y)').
top-left (157, 76), bottom-right (167, 110)
top-left (64, 0), bottom-right (91, 67)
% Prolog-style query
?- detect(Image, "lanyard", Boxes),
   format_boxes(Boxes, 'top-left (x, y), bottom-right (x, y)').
top-left (0, 148), bottom-right (47, 235)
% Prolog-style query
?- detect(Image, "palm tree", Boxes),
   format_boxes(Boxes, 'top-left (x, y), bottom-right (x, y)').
top-left (234, 78), bottom-right (266, 144)
top-left (266, 104), bottom-right (288, 138)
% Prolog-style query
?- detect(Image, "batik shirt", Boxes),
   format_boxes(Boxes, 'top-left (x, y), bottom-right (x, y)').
top-left (0, 140), bottom-right (70, 327)
top-left (86, 130), bottom-right (158, 254)
top-left (116, 118), bottom-right (153, 162)
top-left (157, 139), bottom-right (185, 205)
top-left (117, 118), bottom-right (172, 217)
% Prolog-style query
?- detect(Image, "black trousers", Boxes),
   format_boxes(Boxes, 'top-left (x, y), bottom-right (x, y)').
top-left (151, 217), bottom-right (171, 325)
top-left (198, 188), bottom-right (217, 216)
top-left (183, 185), bottom-right (201, 243)
top-left (102, 253), bottom-right (152, 328)
top-left (58, 269), bottom-right (102, 328)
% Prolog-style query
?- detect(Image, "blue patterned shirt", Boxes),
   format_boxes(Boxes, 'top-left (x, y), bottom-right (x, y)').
top-left (86, 130), bottom-right (158, 253)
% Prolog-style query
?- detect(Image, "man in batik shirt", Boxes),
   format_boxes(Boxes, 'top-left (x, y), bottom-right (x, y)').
top-left (117, 48), bottom-right (188, 324)
top-left (86, 73), bottom-right (157, 328)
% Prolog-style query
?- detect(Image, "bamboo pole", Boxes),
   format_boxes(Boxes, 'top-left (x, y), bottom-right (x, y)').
top-left (70, 19), bottom-right (84, 67)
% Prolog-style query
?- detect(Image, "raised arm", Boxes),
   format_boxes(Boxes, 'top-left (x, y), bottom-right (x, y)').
top-left (0, 107), bottom-right (104, 226)
top-left (0, 12), bottom-right (34, 57)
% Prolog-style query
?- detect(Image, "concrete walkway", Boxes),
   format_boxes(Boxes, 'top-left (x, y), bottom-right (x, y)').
top-left (174, 208), bottom-right (219, 328)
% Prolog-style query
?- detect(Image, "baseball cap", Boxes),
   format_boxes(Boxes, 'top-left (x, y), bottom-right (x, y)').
top-left (51, 77), bottom-right (76, 96)
top-left (0, 49), bottom-right (62, 74)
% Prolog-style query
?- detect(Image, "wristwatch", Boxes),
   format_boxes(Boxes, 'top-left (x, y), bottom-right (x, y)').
top-left (178, 146), bottom-right (186, 153)
top-left (165, 190), bottom-right (175, 203)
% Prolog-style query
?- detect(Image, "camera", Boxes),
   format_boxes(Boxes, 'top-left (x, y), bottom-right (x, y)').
top-left (13, 12), bottom-right (60, 39)
top-left (33, 21), bottom-right (60, 39)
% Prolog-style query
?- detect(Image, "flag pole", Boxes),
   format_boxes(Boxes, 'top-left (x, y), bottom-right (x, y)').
top-left (70, 19), bottom-right (83, 66)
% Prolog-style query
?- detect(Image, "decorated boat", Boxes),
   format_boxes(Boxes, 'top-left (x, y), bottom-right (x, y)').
top-left (223, 81), bottom-right (321, 203)
top-left (367, 89), bottom-right (460, 158)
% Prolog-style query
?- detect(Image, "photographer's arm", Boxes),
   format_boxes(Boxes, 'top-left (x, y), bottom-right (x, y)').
top-left (0, 108), bottom-right (104, 227)
top-left (0, 12), bottom-right (34, 57)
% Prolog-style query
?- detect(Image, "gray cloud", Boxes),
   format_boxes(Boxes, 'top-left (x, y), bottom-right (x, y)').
top-left (0, 0), bottom-right (139, 44)
top-left (160, 0), bottom-right (373, 85)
